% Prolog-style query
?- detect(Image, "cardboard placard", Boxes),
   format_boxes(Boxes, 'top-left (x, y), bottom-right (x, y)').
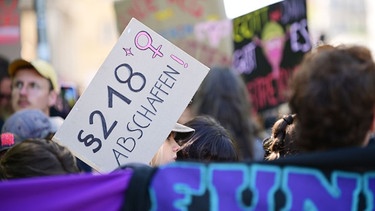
top-left (53, 18), bottom-right (209, 172)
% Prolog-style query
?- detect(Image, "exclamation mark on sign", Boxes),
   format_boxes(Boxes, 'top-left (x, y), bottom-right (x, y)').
top-left (170, 54), bottom-right (188, 68)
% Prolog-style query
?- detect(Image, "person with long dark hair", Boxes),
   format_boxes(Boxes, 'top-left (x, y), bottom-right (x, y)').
top-left (191, 66), bottom-right (261, 161)
top-left (177, 115), bottom-right (238, 162)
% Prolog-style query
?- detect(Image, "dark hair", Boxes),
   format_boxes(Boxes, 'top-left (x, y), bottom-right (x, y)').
top-left (263, 114), bottom-right (298, 160)
top-left (0, 138), bottom-right (80, 179)
top-left (191, 66), bottom-right (257, 160)
top-left (0, 55), bottom-right (9, 80)
top-left (288, 45), bottom-right (375, 151)
top-left (176, 115), bottom-right (239, 162)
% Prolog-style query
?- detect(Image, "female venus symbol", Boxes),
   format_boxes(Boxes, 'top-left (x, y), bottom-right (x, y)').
top-left (135, 31), bottom-right (163, 58)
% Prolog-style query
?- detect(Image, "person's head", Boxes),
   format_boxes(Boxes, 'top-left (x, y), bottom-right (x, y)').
top-left (0, 56), bottom-right (12, 118)
top-left (150, 123), bottom-right (195, 167)
top-left (2, 109), bottom-right (54, 142)
top-left (288, 45), bottom-right (375, 151)
top-left (263, 114), bottom-right (298, 160)
top-left (192, 66), bottom-right (257, 160)
top-left (0, 77), bottom-right (12, 110)
top-left (177, 115), bottom-right (239, 162)
top-left (8, 59), bottom-right (59, 116)
top-left (0, 138), bottom-right (80, 179)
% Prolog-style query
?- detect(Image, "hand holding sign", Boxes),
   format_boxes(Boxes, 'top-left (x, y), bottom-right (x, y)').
top-left (53, 18), bottom-right (209, 173)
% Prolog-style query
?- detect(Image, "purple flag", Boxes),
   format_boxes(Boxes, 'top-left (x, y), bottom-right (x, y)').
top-left (0, 170), bottom-right (133, 211)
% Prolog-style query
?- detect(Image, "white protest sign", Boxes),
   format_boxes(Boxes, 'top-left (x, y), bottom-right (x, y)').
top-left (53, 18), bottom-right (209, 173)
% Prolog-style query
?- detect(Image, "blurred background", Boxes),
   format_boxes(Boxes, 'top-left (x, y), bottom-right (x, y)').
top-left (1, 0), bottom-right (374, 105)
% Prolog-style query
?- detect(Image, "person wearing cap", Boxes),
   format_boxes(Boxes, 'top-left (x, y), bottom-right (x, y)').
top-left (8, 58), bottom-right (63, 132)
top-left (176, 115), bottom-right (239, 162)
top-left (1, 108), bottom-right (92, 173)
top-left (149, 122), bottom-right (194, 167)
top-left (1, 109), bottom-right (54, 142)
top-left (0, 109), bottom-right (53, 158)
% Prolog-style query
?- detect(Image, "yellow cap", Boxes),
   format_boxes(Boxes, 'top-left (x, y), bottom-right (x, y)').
top-left (8, 59), bottom-right (60, 93)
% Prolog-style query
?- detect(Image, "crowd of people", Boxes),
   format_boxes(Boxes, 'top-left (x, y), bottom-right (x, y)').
top-left (0, 56), bottom-right (86, 177)
top-left (1, 43), bottom-right (375, 182)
